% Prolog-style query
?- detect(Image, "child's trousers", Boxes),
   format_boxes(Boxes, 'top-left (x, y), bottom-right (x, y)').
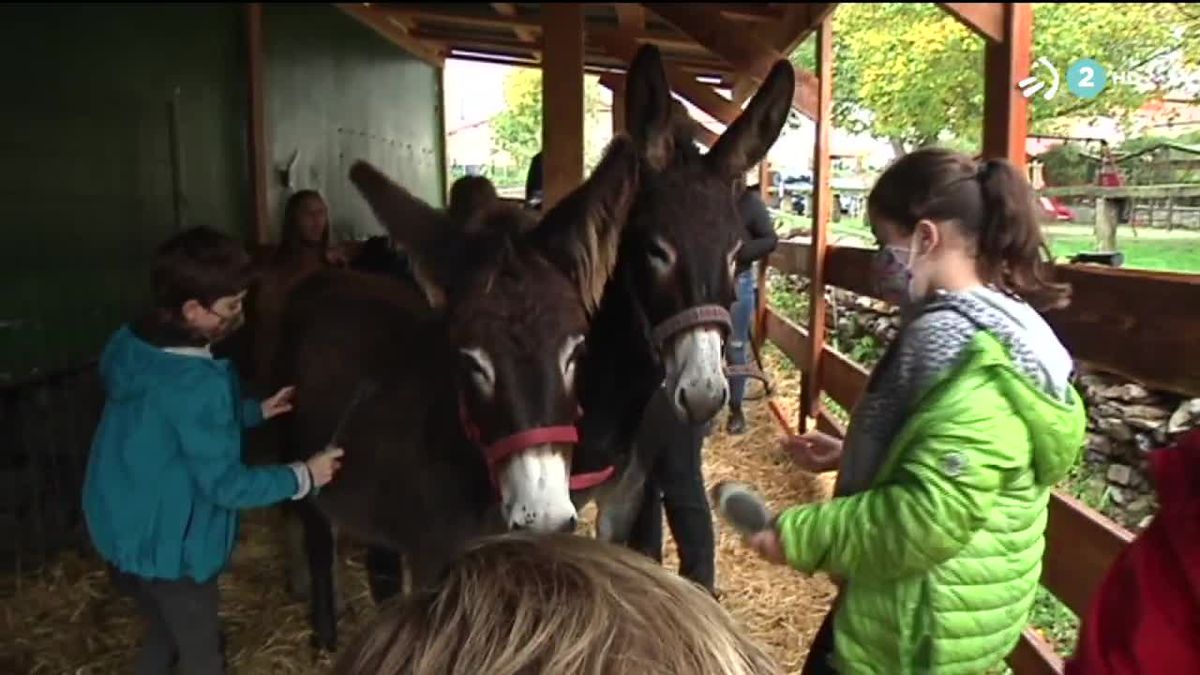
top-left (108, 565), bottom-right (225, 675)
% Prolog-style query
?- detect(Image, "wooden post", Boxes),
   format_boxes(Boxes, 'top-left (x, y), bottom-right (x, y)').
top-left (981, 3), bottom-right (1031, 169)
top-left (246, 3), bottom-right (270, 245)
top-left (1095, 196), bottom-right (1118, 252)
top-left (541, 4), bottom-right (584, 210)
top-left (799, 17), bottom-right (834, 433)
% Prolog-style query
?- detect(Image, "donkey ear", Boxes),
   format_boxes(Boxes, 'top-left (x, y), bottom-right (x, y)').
top-left (530, 136), bottom-right (640, 317)
top-left (625, 44), bottom-right (675, 172)
top-left (348, 160), bottom-right (454, 308)
top-left (705, 60), bottom-right (795, 180)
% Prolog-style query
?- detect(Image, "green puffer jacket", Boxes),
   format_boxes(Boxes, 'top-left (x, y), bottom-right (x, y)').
top-left (777, 331), bottom-right (1087, 674)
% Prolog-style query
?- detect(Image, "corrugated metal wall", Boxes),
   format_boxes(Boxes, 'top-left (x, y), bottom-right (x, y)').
top-left (0, 3), bottom-right (446, 572)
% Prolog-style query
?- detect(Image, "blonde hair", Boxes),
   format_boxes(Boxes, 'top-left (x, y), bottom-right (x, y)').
top-left (335, 533), bottom-right (780, 675)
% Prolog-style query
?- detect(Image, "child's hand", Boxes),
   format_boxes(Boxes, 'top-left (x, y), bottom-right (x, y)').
top-left (306, 446), bottom-right (345, 488)
top-left (262, 386), bottom-right (296, 420)
top-left (746, 529), bottom-right (787, 565)
top-left (782, 431), bottom-right (843, 473)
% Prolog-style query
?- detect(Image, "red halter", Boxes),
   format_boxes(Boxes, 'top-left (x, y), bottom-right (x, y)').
top-left (458, 395), bottom-right (614, 494)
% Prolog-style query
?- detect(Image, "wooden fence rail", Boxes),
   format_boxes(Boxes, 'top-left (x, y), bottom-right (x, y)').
top-left (756, 240), bottom-right (1194, 673)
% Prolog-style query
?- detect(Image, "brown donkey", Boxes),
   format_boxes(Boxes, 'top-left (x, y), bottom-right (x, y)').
top-left (567, 46), bottom-right (795, 545)
top-left (274, 138), bottom-right (639, 650)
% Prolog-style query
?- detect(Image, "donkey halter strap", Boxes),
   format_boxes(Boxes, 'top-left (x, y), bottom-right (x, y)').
top-left (458, 395), bottom-right (614, 493)
top-left (650, 304), bottom-right (733, 350)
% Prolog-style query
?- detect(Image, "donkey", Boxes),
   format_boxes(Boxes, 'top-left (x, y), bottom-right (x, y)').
top-left (274, 137), bottom-right (639, 651)
top-left (566, 46), bottom-right (795, 547)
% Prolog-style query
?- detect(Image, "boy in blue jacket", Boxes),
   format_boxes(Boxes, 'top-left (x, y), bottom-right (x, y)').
top-left (82, 226), bottom-right (344, 674)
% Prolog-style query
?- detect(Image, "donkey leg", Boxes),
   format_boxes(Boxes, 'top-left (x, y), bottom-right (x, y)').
top-left (283, 503), bottom-right (311, 602)
top-left (299, 502), bottom-right (339, 652)
top-left (366, 546), bottom-right (403, 604)
top-left (595, 450), bottom-right (649, 544)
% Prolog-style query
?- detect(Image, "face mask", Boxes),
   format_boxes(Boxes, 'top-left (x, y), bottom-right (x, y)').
top-left (871, 242), bottom-right (921, 307)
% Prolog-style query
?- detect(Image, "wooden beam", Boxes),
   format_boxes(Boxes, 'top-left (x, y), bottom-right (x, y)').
top-left (938, 2), bottom-right (1006, 43)
top-left (981, 3), bottom-right (1031, 169)
top-left (614, 3), bottom-right (646, 29)
top-left (491, 3), bottom-right (538, 43)
top-left (800, 17), bottom-right (834, 430)
top-left (336, 4), bottom-right (444, 68)
top-left (764, 307), bottom-right (811, 368)
top-left (591, 30), bottom-right (740, 125)
top-left (1005, 628), bottom-right (1065, 675)
top-left (542, 4), bottom-right (585, 210)
top-left (774, 3), bottom-right (838, 56)
top-left (645, 3), bottom-right (820, 119)
top-left (1042, 492), bottom-right (1134, 617)
top-left (246, 3), bottom-right (269, 245)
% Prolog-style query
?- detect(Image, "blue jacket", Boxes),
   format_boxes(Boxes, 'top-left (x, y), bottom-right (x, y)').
top-left (82, 325), bottom-right (299, 583)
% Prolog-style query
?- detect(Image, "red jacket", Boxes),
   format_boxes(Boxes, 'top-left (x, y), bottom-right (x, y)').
top-left (1065, 428), bottom-right (1200, 675)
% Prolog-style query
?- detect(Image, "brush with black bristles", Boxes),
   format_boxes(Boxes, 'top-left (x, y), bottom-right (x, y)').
top-left (710, 480), bottom-right (774, 537)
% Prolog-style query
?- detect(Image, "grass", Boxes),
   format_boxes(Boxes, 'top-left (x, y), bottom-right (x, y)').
top-left (773, 211), bottom-right (1200, 275)
top-left (1044, 223), bottom-right (1200, 273)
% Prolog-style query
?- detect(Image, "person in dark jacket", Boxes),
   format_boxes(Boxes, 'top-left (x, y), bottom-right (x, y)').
top-left (726, 178), bottom-right (779, 435)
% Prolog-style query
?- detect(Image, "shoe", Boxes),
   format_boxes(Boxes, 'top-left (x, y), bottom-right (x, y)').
top-left (726, 406), bottom-right (747, 435)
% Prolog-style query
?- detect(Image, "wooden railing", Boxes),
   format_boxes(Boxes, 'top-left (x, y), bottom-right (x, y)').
top-left (757, 240), bottom-right (1200, 673)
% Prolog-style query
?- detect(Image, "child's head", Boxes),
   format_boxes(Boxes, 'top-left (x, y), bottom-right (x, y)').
top-left (150, 226), bottom-right (252, 345)
top-left (335, 533), bottom-right (780, 675)
top-left (866, 147), bottom-right (1069, 310)
top-left (281, 189), bottom-right (331, 251)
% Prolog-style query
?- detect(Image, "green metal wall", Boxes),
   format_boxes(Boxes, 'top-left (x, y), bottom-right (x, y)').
top-left (264, 3), bottom-right (446, 242)
top-left (0, 4), bottom-right (445, 384)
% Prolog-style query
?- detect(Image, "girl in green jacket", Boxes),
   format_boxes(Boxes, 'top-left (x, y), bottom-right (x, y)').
top-left (745, 148), bottom-right (1087, 674)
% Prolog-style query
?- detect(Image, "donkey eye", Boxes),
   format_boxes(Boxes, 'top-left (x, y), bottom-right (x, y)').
top-left (647, 237), bottom-right (676, 274)
top-left (459, 348), bottom-right (495, 397)
top-left (559, 335), bottom-right (586, 390)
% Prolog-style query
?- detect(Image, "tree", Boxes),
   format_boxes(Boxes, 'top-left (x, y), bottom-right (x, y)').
top-left (491, 67), bottom-right (609, 178)
top-left (791, 3), bottom-right (1198, 152)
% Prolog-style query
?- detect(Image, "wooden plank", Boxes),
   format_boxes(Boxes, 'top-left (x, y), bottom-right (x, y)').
top-left (800, 16), bottom-right (835, 430)
top-left (1046, 265), bottom-right (1200, 397)
top-left (1040, 183), bottom-right (1200, 199)
top-left (1005, 627), bottom-right (1065, 675)
top-left (644, 3), bottom-right (820, 120)
top-left (816, 405), bottom-right (847, 439)
top-left (775, 4), bottom-right (839, 55)
top-left (981, 3), bottom-right (1031, 168)
top-left (542, 3), bottom-right (585, 210)
top-left (763, 307), bottom-right (810, 368)
top-left (245, 3), bottom-right (269, 245)
top-left (824, 245), bottom-right (877, 297)
top-left (336, 4), bottom-right (445, 68)
top-left (1042, 491), bottom-right (1134, 617)
top-left (614, 3), bottom-right (646, 30)
top-left (819, 344), bottom-right (869, 412)
top-left (938, 2), bottom-right (1005, 43)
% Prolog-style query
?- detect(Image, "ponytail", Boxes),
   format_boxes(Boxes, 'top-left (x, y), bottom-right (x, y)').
top-left (868, 148), bottom-right (1071, 312)
top-left (975, 159), bottom-right (1071, 311)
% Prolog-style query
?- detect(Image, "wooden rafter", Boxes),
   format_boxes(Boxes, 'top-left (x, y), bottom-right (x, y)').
top-left (490, 3), bottom-right (537, 43)
top-left (591, 30), bottom-right (740, 125)
top-left (938, 2), bottom-right (1005, 43)
top-left (644, 3), bottom-right (819, 119)
top-left (336, 4), bottom-right (444, 68)
top-left (613, 3), bottom-right (645, 29)
top-left (775, 3), bottom-right (838, 56)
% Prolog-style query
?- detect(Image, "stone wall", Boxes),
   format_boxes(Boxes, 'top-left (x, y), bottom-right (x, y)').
top-left (788, 281), bottom-right (1200, 532)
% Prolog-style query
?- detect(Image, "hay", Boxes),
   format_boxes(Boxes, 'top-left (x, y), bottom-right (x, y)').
top-left (0, 350), bottom-right (835, 673)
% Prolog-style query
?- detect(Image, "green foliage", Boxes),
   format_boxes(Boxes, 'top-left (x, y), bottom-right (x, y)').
top-left (490, 68), bottom-right (610, 176)
top-left (790, 4), bottom-right (1198, 151)
top-left (1039, 143), bottom-right (1094, 186)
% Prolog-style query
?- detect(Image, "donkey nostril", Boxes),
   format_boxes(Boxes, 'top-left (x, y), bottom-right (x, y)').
top-left (676, 386), bottom-right (689, 412)
top-left (559, 517), bottom-right (577, 533)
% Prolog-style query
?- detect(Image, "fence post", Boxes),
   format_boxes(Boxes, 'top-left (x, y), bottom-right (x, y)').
top-left (799, 16), bottom-right (834, 433)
